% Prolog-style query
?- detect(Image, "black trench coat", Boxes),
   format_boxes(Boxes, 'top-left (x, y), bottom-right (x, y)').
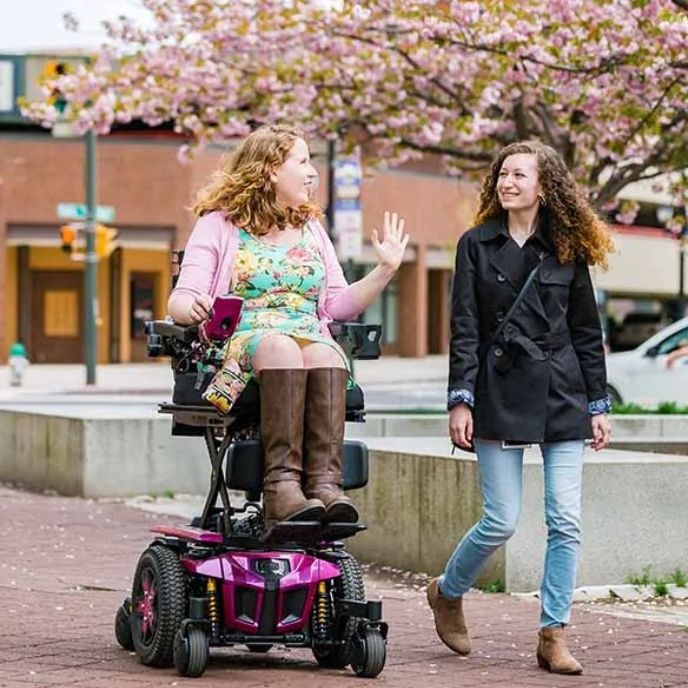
top-left (448, 218), bottom-right (608, 443)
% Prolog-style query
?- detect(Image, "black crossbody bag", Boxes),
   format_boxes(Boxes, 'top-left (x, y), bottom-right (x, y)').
top-left (483, 256), bottom-right (544, 357)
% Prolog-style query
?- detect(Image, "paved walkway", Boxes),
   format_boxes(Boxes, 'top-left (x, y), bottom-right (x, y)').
top-left (1, 483), bottom-right (687, 688)
top-left (0, 356), bottom-right (449, 399)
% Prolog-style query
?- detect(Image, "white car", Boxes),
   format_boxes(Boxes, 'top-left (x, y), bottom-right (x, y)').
top-left (606, 316), bottom-right (688, 407)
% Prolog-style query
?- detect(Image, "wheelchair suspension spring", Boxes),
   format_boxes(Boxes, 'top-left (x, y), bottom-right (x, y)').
top-left (206, 578), bottom-right (220, 639)
top-left (313, 580), bottom-right (332, 642)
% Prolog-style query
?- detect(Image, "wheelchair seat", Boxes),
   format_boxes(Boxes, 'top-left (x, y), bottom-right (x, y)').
top-left (170, 373), bottom-right (365, 435)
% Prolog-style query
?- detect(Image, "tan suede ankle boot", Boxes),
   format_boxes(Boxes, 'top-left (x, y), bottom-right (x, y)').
top-left (537, 626), bottom-right (583, 674)
top-left (426, 578), bottom-right (471, 655)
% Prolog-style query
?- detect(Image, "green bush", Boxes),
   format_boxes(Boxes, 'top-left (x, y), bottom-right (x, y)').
top-left (612, 402), bottom-right (688, 415)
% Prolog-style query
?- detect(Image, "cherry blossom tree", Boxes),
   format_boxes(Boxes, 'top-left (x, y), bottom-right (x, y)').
top-left (22, 0), bottom-right (688, 207)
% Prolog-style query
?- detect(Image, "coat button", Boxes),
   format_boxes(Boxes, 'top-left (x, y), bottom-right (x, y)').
top-left (494, 347), bottom-right (503, 357)
top-left (496, 311), bottom-right (505, 322)
top-left (497, 274), bottom-right (506, 282)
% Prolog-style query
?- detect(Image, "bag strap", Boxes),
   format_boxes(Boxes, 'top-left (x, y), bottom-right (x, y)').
top-left (485, 255), bottom-right (545, 352)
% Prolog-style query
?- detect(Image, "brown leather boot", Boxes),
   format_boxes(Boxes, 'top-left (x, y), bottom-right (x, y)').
top-left (426, 578), bottom-right (471, 655)
top-left (537, 626), bottom-right (583, 675)
top-left (303, 367), bottom-right (359, 523)
top-left (260, 368), bottom-right (326, 525)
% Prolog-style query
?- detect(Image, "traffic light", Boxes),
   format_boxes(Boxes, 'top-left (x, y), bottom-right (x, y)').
top-left (43, 61), bottom-right (70, 114)
top-left (60, 224), bottom-right (77, 254)
top-left (95, 225), bottom-right (118, 258)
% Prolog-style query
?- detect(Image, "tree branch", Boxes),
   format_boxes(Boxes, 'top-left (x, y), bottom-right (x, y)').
top-left (399, 138), bottom-right (493, 163)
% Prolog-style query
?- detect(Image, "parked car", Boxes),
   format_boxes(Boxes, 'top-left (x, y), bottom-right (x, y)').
top-left (606, 316), bottom-right (688, 407)
top-left (608, 311), bottom-right (669, 351)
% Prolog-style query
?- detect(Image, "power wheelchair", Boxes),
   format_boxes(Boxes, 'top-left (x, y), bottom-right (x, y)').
top-left (114, 255), bottom-right (388, 679)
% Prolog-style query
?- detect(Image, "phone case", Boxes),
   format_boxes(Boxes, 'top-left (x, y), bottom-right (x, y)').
top-left (199, 294), bottom-right (244, 342)
top-left (501, 441), bottom-right (532, 450)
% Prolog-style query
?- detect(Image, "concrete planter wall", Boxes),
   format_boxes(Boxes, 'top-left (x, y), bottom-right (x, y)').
top-left (0, 408), bottom-right (210, 498)
top-left (1, 408), bottom-right (687, 591)
top-left (345, 437), bottom-right (688, 592)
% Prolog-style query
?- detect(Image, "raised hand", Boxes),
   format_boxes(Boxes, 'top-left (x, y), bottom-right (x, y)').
top-left (371, 211), bottom-right (410, 272)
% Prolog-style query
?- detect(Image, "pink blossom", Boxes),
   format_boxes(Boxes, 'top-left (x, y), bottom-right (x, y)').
top-left (19, 0), bottom-right (688, 209)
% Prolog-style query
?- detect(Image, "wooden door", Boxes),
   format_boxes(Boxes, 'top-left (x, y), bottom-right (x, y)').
top-left (130, 272), bottom-right (157, 362)
top-left (31, 271), bottom-right (84, 363)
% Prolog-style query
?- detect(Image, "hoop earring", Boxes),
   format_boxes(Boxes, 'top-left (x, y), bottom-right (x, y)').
top-left (538, 194), bottom-right (547, 207)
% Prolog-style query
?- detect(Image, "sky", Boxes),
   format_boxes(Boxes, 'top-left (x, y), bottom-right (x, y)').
top-left (0, 0), bottom-right (151, 53)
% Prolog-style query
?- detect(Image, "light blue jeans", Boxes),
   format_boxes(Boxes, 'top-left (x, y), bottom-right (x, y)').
top-left (439, 439), bottom-right (585, 627)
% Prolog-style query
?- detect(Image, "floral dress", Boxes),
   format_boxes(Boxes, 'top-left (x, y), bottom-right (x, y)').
top-left (202, 227), bottom-right (349, 413)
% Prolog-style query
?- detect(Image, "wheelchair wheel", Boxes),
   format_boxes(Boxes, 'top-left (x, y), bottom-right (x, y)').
top-left (174, 627), bottom-right (209, 678)
top-left (131, 545), bottom-right (187, 667)
top-left (311, 554), bottom-right (365, 669)
top-left (351, 626), bottom-right (386, 678)
top-left (114, 597), bottom-right (134, 650)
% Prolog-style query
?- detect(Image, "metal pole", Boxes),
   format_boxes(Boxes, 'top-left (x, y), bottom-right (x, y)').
top-left (678, 236), bottom-right (686, 320)
top-left (325, 138), bottom-right (336, 238)
top-left (84, 129), bottom-right (98, 385)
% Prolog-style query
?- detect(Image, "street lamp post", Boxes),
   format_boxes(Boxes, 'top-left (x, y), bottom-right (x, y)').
top-left (53, 120), bottom-right (98, 385)
top-left (325, 138), bottom-right (336, 236)
top-left (84, 129), bottom-right (98, 385)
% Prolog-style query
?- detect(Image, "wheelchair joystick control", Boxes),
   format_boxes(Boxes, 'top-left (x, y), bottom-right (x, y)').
top-left (147, 333), bottom-right (164, 357)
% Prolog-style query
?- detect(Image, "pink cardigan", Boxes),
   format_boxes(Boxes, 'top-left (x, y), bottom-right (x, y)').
top-left (169, 211), bottom-right (363, 333)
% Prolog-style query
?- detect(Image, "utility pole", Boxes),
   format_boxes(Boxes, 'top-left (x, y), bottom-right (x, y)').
top-left (84, 129), bottom-right (98, 385)
top-left (325, 138), bottom-right (336, 237)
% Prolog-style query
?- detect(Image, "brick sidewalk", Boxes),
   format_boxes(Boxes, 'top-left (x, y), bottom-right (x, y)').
top-left (1, 484), bottom-right (687, 688)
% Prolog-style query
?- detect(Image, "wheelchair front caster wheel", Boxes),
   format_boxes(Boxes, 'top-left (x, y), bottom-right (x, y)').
top-left (351, 627), bottom-right (386, 678)
top-left (174, 627), bottom-right (209, 678)
top-left (114, 598), bottom-right (134, 651)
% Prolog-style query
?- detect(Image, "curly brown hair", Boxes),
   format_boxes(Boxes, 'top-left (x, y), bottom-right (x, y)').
top-left (192, 124), bottom-right (322, 233)
top-left (475, 140), bottom-right (614, 268)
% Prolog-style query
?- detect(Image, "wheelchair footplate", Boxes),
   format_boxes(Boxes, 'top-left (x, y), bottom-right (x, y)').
top-left (150, 524), bottom-right (224, 544)
top-left (261, 520), bottom-right (367, 546)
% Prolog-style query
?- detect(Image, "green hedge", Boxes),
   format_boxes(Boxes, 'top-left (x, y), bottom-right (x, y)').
top-left (612, 401), bottom-right (688, 415)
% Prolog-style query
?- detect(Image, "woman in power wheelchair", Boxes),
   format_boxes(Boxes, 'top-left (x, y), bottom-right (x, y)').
top-left (114, 124), bottom-right (409, 678)
top-left (169, 124), bottom-right (408, 527)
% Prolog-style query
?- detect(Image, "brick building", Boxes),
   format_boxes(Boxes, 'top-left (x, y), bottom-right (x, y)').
top-left (0, 128), bottom-right (478, 364)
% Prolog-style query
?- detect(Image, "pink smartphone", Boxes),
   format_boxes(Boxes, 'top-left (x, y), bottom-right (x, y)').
top-left (199, 294), bottom-right (244, 342)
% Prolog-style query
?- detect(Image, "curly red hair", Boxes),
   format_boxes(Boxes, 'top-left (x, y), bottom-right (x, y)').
top-left (192, 124), bottom-right (322, 233)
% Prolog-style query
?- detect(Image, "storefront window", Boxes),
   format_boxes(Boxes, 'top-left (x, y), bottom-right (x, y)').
top-left (358, 266), bottom-right (398, 345)
top-left (130, 274), bottom-right (156, 341)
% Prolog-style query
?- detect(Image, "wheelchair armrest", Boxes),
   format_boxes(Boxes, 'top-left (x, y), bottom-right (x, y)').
top-left (144, 320), bottom-right (199, 357)
top-left (329, 322), bottom-right (382, 360)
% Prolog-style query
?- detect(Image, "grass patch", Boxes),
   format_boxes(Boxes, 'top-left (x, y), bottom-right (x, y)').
top-left (626, 565), bottom-right (653, 586)
top-left (669, 569), bottom-right (688, 587)
top-left (654, 580), bottom-right (670, 597)
top-left (613, 402), bottom-right (688, 415)
top-left (478, 580), bottom-right (506, 594)
top-left (626, 566), bottom-right (688, 593)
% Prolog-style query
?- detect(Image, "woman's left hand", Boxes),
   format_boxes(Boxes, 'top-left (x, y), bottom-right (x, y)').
top-left (590, 413), bottom-right (612, 451)
top-left (372, 211), bottom-right (410, 272)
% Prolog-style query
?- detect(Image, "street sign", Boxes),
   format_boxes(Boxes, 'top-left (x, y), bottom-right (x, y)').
top-left (57, 202), bottom-right (116, 223)
top-left (334, 151), bottom-right (363, 260)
